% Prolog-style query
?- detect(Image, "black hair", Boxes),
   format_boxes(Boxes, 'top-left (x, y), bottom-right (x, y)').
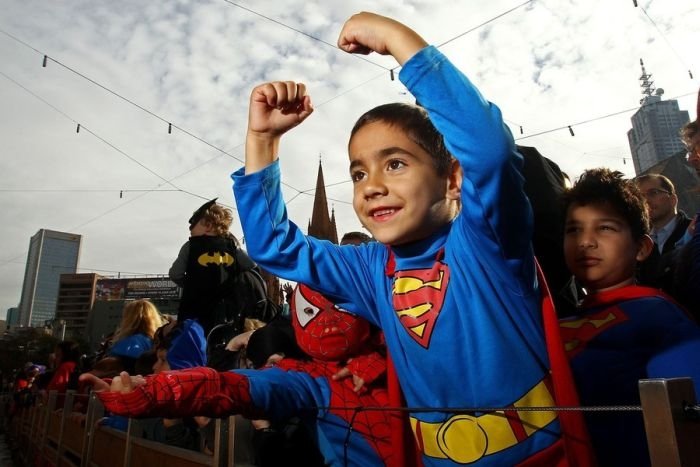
top-left (350, 103), bottom-right (453, 176)
top-left (246, 318), bottom-right (307, 369)
top-left (563, 168), bottom-right (649, 240)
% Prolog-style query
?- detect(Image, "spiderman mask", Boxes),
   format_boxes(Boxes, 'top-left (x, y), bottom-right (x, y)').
top-left (291, 284), bottom-right (370, 361)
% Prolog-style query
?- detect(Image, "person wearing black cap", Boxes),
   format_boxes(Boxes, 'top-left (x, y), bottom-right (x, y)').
top-left (169, 199), bottom-right (258, 337)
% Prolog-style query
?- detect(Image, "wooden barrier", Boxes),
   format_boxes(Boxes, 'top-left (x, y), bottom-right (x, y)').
top-left (640, 378), bottom-right (700, 467)
top-left (13, 381), bottom-right (698, 467)
top-left (86, 426), bottom-right (126, 467)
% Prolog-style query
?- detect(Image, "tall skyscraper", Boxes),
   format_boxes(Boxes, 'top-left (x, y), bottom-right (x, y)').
top-left (627, 59), bottom-right (690, 174)
top-left (17, 229), bottom-right (81, 327)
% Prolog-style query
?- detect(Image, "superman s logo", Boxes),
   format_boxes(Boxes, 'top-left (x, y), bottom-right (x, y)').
top-left (392, 263), bottom-right (450, 348)
top-left (197, 251), bottom-right (235, 267)
top-left (559, 306), bottom-right (628, 358)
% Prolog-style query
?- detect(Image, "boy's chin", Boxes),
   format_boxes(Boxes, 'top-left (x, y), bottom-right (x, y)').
top-left (373, 232), bottom-right (421, 247)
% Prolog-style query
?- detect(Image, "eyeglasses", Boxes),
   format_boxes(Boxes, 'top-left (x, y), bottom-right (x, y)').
top-left (642, 188), bottom-right (671, 198)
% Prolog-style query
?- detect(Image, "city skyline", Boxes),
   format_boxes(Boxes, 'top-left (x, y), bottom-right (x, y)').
top-left (1, 1), bottom-right (698, 318)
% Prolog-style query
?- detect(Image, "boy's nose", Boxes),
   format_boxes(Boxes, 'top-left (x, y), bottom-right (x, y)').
top-left (362, 173), bottom-right (388, 198)
top-left (579, 232), bottom-right (597, 249)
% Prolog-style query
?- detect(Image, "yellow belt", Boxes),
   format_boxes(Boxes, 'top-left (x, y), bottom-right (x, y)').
top-left (410, 379), bottom-right (557, 464)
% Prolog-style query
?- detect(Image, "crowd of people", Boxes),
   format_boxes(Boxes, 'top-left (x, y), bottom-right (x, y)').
top-left (8, 10), bottom-right (700, 467)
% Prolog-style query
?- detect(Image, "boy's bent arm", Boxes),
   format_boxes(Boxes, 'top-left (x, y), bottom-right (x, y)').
top-left (233, 163), bottom-right (379, 320)
top-left (341, 12), bottom-right (532, 280)
top-left (401, 48), bottom-right (533, 276)
top-left (337, 12), bottom-right (427, 66)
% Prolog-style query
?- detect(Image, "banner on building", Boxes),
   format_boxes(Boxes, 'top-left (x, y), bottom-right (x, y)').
top-left (96, 278), bottom-right (180, 301)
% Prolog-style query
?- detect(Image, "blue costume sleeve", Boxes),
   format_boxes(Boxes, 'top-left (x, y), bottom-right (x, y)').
top-left (399, 46), bottom-right (534, 286)
top-left (645, 300), bottom-right (700, 399)
top-left (236, 368), bottom-right (330, 422)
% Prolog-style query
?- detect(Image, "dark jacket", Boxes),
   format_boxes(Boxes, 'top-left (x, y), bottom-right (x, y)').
top-left (659, 212), bottom-right (692, 255)
top-left (171, 235), bottom-right (255, 335)
top-left (639, 212), bottom-right (692, 293)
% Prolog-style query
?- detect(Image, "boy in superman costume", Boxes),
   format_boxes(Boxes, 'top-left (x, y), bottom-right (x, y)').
top-left (560, 168), bottom-right (700, 466)
top-left (82, 283), bottom-right (398, 467)
top-left (83, 11), bottom-right (594, 466)
top-left (231, 12), bottom-right (593, 467)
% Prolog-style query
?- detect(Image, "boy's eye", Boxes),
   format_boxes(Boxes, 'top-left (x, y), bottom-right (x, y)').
top-left (564, 226), bottom-right (580, 234)
top-left (599, 224), bottom-right (617, 232)
top-left (350, 171), bottom-right (366, 183)
top-left (387, 159), bottom-right (405, 170)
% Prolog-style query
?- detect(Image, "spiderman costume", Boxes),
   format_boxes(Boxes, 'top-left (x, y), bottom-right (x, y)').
top-left (96, 284), bottom-right (397, 467)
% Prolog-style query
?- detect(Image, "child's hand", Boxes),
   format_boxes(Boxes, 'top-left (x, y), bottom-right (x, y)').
top-left (246, 81), bottom-right (314, 173)
top-left (337, 12), bottom-right (427, 66)
top-left (332, 366), bottom-right (367, 393)
top-left (248, 81), bottom-right (313, 138)
top-left (79, 371), bottom-right (146, 393)
top-left (226, 330), bottom-right (255, 351)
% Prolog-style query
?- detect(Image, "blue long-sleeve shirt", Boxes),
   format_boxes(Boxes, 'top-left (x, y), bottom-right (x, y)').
top-left (233, 46), bottom-right (560, 466)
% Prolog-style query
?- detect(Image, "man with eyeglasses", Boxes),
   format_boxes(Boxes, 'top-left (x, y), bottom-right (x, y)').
top-left (635, 174), bottom-right (690, 255)
top-left (635, 93), bottom-right (700, 312)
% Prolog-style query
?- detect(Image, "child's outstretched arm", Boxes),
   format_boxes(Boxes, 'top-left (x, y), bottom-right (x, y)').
top-left (80, 367), bottom-right (265, 419)
top-left (337, 12), bottom-right (427, 66)
top-left (246, 81), bottom-right (314, 174)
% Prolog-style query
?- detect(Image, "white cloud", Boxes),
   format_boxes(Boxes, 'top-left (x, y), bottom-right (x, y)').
top-left (0, 0), bottom-right (698, 318)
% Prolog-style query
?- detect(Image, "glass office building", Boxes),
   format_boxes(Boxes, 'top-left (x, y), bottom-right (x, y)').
top-left (17, 229), bottom-right (81, 327)
top-left (628, 94), bottom-right (690, 174)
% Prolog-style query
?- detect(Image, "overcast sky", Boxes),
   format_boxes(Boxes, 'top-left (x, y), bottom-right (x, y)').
top-left (0, 0), bottom-right (698, 319)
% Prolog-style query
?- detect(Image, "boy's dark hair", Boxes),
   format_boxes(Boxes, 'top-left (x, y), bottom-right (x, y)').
top-left (350, 103), bottom-right (453, 176)
top-left (563, 168), bottom-right (649, 240)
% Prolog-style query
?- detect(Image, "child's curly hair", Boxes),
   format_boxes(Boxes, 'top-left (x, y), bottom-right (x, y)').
top-left (562, 168), bottom-right (649, 240)
top-left (202, 203), bottom-right (235, 238)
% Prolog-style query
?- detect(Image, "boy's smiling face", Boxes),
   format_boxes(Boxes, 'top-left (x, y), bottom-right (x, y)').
top-left (348, 121), bottom-right (460, 246)
top-left (564, 201), bottom-right (652, 294)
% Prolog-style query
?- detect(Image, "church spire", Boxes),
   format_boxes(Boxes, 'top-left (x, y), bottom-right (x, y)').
top-left (307, 157), bottom-right (338, 244)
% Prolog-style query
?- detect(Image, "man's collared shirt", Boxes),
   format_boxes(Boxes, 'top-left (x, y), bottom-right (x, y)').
top-left (651, 215), bottom-right (679, 252)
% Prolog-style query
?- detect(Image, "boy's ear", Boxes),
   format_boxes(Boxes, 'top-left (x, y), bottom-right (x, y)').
top-left (445, 159), bottom-right (462, 200)
top-left (635, 234), bottom-right (654, 262)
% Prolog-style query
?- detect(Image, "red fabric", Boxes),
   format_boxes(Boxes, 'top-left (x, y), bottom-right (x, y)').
top-left (386, 354), bottom-right (423, 467)
top-left (97, 367), bottom-right (262, 419)
top-left (537, 262), bottom-right (597, 467)
top-left (13, 378), bottom-right (29, 392)
top-left (47, 361), bottom-right (76, 393)
top-left (581, 285), bottom-right (671, 308)
top-left (346, 351), bottom-right (386, 387)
